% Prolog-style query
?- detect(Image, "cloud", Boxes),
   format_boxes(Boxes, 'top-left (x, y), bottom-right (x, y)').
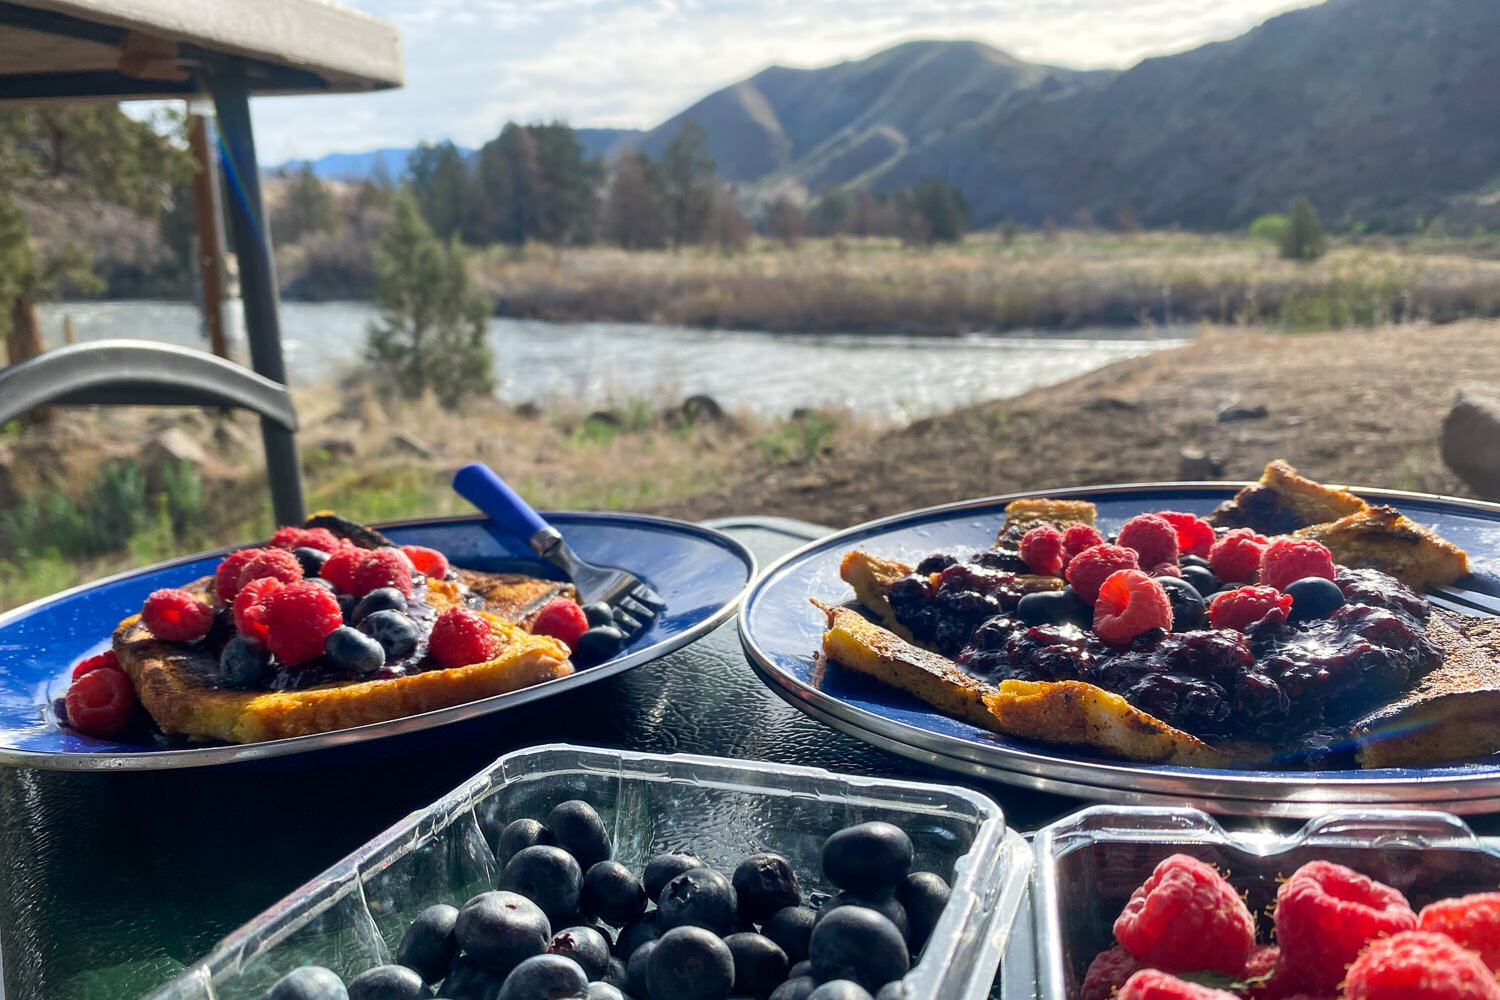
top-left (248, 0), bottom-right (1317, 164)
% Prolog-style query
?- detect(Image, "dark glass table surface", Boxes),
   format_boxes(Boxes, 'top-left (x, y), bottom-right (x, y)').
top-left (0, 521), bottom-right (1181, 996)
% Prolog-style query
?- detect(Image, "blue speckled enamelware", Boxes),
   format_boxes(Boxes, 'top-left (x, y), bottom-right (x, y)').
top-left (0, 513), bottom-right (754, 769)
top-left (740, 483), bottom-right (1500, 816)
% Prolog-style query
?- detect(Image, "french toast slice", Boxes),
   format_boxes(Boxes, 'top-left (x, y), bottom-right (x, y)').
top-left (115, 574), bottom-right (573, 744)
top-left (1295, 505), bottom-right (1470, 591)
top-left (1207, 460), bottom-right (1369, 535)
top-left (996, 498), bottom-right (1096, 546)
top-left (839, 551), bottom-right (916, 635)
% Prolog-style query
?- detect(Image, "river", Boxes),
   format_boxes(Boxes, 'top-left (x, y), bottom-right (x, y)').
top-left (37, 300), bottom-right (1188, 420)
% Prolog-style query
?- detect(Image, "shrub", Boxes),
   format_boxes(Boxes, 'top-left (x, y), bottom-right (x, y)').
top-left (1248, 213), bottom-right (1290, 245)
top-left (1280, 196), bottom-right (1327, 262)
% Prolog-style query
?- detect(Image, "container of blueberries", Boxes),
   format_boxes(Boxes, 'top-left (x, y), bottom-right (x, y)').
top-left (141, 744), bottom-right (1033, 1000)
top-left (1029, 805), bottom-right (1500, 1000)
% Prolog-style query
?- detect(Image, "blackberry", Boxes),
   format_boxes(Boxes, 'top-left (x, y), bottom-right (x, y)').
top-left (1120, 669), bottom-right (1232, 735)
top-left (972, 549), bottom-right (1029, 572)
top-left (914, 553), bottom-right (959, 575)
top-left (1335, 567), bottom-right (1430, 624)
top-left (1002, 624), bottom-right (1104, 683)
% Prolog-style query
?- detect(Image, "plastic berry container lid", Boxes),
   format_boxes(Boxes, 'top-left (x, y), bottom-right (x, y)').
top-left (141, 743), bottom-right (1033, 1000)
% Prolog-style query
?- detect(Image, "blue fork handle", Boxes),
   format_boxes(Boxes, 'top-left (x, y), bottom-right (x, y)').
top-left (452, 463), bottom-right (552, 542)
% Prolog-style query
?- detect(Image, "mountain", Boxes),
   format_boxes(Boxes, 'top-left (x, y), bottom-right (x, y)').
top-left (639, 0), bottom-right (1500, 229)
top-left (270, 128), bottom-right (642, 180)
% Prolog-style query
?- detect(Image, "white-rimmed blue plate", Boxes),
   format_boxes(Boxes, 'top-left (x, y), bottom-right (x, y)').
top-left (739, 483), bottom-right (1500, 816)
top-left (0, 512), bottom-right (755, 770)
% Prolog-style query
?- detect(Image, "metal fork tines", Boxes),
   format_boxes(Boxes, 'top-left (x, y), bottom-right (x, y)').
top-left (531, 526), bottom-right (664, 640)
top-left (1426, 584), bottom-right (1500, 618)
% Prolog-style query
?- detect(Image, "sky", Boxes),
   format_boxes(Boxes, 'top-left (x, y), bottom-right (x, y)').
top-left (248, 0), bottom-right (1319, 165)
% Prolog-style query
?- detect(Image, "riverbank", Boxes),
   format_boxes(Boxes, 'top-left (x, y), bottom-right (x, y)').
top-left (471, 231), bottom-right (1500, 336)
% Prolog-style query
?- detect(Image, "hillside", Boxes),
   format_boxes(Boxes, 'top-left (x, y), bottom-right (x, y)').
top-left (638, 0), bottom-right (1500, 229)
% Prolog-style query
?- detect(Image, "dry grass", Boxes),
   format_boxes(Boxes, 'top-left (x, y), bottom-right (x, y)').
top-left (472, 231), bottom-right (1500, 334)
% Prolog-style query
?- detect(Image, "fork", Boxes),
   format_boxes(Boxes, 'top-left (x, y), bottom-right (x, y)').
top-left (451, 463), bottom-right (665, 657)
top-left (1426, 583), bottom-right (1500, 618)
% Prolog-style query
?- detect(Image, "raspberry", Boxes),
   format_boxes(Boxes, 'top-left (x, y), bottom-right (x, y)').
top-left (532, 598), bottom-right (590, 651)
top-left (1208, 586), bottom-right (1293, 631)
top-left (1063, 523), bottom-right (1106, 559)
top-left (141, 588), bottom-right (215, 642)
top-left (1119, 514), bottom-right (1180, 569)
top-left (261, 581), bottom-right (343, 665)
top-left (232, 577), bottom-right (284, 642)
top-left (64, 667), bottom-right (138, 738)
top-left (215, 548), bottom-right (262, 601)
top-left (268, 526), bottom-right (343, 554)
top-left (1158, 512), bottom-right (1217, 559)
top-left (429, 607), bottom-right (497, 667)
top-left (319, 544), bottom-right (366, 593)
top-left (1094, 569), bottom-right (1174, 644)
top-left (235, 547), bottom-right (304, 591)
top-left (1115, 970), bottom-right (1240, 1000)
top-left (402, 544), bottom-right (450, 579)
top-left (1418, 893), bottom-right (1500, 973)
top-left (1080, 947), bottom-right (1141, 1000)
top-left (1113, 854), bottom-right (1255, 976)
top-left (351, 548), bottom-right (416, 598)
top-left (72, 649), bottom-right (119, 679)
top-left (1066, 544), bottom-right (1142, 604)
top-left (1258, 539), bottom-right (1337, 592)
top-left (1151, 562), bottom-right (1183, 578)
top-left (1209, 528), bottom-right (1269, 584)
top-left (1274, 861), bottom-right (1416, 995)
top-left (1344, 930), bottom-right (1500, 1000)
top-left (1241, 946), bottom-right (1313, 1000)
top-left (1019, 524), bottom-right (1067, 576)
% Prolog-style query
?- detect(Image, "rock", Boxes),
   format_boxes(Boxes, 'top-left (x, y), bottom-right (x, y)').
top-left (1442, 384), bottom-right (1500, 499)
top-left (681, 395), bottom-right (724, 424)
top-left (139, 428), bottom-right (207, 488)
top-left (513, 401), bottom-right (542, 420)
top-left (387, 431), bottom-right (433, 459)
top-left (586, 410), bottom-right (621, 428)
top-left (1084, 397), bottom-right (1139, 413)
top-left (1217, 402), bottom-right (1268, 422)
top-left (1178, 448), bottom-right (1223, 480)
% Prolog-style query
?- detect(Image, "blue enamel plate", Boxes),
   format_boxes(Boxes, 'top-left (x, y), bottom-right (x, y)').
top-left (0, 513), bottom-right (754, 769)
top-left (740, 483), bottom-right (1500, 816)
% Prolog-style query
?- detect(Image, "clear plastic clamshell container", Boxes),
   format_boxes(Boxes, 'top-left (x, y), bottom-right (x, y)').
top-left (143, 744), bottom-right (1033, 1000)
top-left (1028, 806), bottom-right (1500, 1000)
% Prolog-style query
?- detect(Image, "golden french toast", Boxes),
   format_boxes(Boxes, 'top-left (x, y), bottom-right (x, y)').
top-left (1207, 459), bottom-right (1369, 535)
top-left (818, 464), bottom-right (1494, 769)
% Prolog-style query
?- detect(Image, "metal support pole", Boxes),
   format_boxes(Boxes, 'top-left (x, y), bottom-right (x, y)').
top-left (203, 62), bottom-right (307, 525)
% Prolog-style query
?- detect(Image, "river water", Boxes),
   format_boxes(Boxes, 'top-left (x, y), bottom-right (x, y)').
top-left (37, 300), bottom-right (1188, 420)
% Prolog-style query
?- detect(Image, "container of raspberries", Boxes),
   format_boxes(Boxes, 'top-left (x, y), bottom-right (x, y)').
top-left (141, 744), bottom-right (1032, 1000)
top-left (1032, 805), bottom-right (1500, 1000)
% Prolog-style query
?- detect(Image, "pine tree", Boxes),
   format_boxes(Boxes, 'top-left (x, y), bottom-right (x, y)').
top-left (769, 198), bottom-right (804, 248)
top-left (405, 141), bottom-right (472, 242)
top-left (602, 153), bottom-right (666, 250)
top-left (472, 123), bottom-right (542, 246)
top-left (529, 122), bottom-right (600, 246)
top-left (906, 179), bottom-right (968, 244)
top-left (1281, 195), bottom-right (1327, 262)
top-left (660, 119), bottom-right (716, 247)
top-left (366, 192), bottom-right (494, 408)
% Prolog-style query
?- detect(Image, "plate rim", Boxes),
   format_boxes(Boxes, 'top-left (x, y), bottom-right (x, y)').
top-left (0, 510), bottom-right (757, 771)
top-left (738, 480), bottom-right (1500, 813)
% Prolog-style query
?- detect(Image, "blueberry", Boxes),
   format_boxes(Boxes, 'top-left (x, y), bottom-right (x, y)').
top-left (348, 966), bottom-right (426, 1000)
top-left (762, 905), bottom-right (816, 963)
top-left (807, 984), bottom-right (874, 1000)
top-left (769, 978), bottom-right (818, 1000)
top-left (294, 547), bottom-right (331, 576)
top-left (815, 891), bottom-right (908, 943)
top-left (874, 985), bottom-right (904, 1000)
top-left (550, 926), bottom-right (611, 981)
top-left (352, 587), bottom-right (409, 624)
top-left (808, 906), bottom-right (909, 992)
top-left (1015, 590), bottom-right (1088, 628)
top-left (582, 602), bottom-right (615, 628)
top-left (437, 956), bottom-right (505, 1000)
top-left (647, 926), bottom-right (735, 1000)
top-left (1156, 577), bottom-right (1207, 631)
top-left (788, 961), bottom-right (812, 980)
top-left (574, 626), bottom-right (625, 664)
top-left (821, 823), bottom-right (912, 893)
top-left (307, 576), bottom-right (339, 594)
top-left (1180, 554), bottom-right (1211, 570)
top-left (501, 846), bottom-right (584, 927)
top-left (587, 985), bottom-right (624, 1000)
top-left (603, 956), bottom-right (629, 989)
top-left (896, 872), bottom-right (950, 954)
top-left (729, 852), bottom-right (800, 923)
top-left (625, 939), bottom-right (658, 999)
top-left (338, 593), bottom-right (357, 618)
top-left (262, 967), bottom-right (348, 1000)
top-left (725, 932), bottom-right (789, 997)
top-left (548, 800), bottom-right (613, 869)
top-left (658, 867), bottom-right (738, 936)
top-left (582, 860), bottom-right (647, 926)
top-left (1287, 576), bottom-right (1346, 622)
top-left (219, 636), bottom-right (271, 688)
top-left (614, 910), bottom-right (662, 958)
top-left (497, 954), bottom-right (589, 1000)
top-left (498, 818), bottom-right (553, 863)
top-left (643, 852), bottom-right (705, 901)
top-left (397, 903), bottom-right (460, 984)
top-left (454, 890), bottom-right (552, 975)
top-left (324, 626), bottom-right (386, 674)
top-left (1180, 565), bottom-right (1219, 598)
top-left (359, 610), bottom-right (420, 659)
